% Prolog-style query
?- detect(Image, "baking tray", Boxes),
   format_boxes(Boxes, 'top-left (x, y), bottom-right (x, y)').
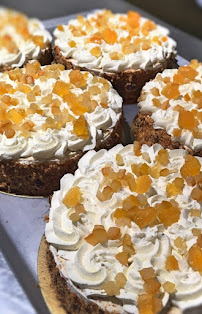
top-left (0, 9), bottom-right (189, 314)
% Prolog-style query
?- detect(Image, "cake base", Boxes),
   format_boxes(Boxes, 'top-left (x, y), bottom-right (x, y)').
top-left (0, 43), bottom-right (53, 72)
top-left (0, 114), bottom-right (123, 196)
top-left (131, 113), bottom-right (202, 157)
top-left (54, 46), bottom-right (176, 104)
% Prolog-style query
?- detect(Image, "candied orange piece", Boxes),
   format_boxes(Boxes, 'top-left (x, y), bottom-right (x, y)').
top-left (57, 24), bottom-right (64, 31)
top-left (191, 187), bottom-right (202, 202)
top-left (122, 195), bottom-right (138, 210)
top-left (131, 163), bottom-right (149, 176)
top-left (162, 83), bottom-right (180, 100)
top-left (135, 175), bottom-right (152, 194)
top-left (156, 201), bottom-right (180, 227)
top-left (115, 273), bottom-right (127, 288)
top-left (197, 234), bottom-right (202, 248)
top-left (69, 70), bottom-right (87, 88)
top-left (178, 65), bottom-right (198, 81)
top-left (116, 154), bottom-right (124, 166)
top-left (90, 32), bottom-right (102, 44)
top-left (138, 294), bottom-right (162, 314)
top-left (107, 227), bottom-right (121, 240)
top-left (163, 281), bottom-right (176, 293)
top-left (73, 116), bottom-right (89, 139)
top-left (180, 155), bottom-right (201, 178)
top-left (90, 46), bottom-right (101, 57)
top-left (156, 149), bottom-right (169, 166)
top-left (149, 163), bottom-right (161, 179)
top-left (188, 244), bottom-right (202, 272)
top-left (192, 90), bottom-right (202, 108)
top-left (103, 281), bottom-right (120, 296)
top-left (174, 237), bottom-right (187, 251)
top-left (115, 252), bottom-right (129, 265)
top-left (32, 35), bottom-right (45, 48)
top-left (85, 225), bottom-right (108, 246)
top-left (102, 27), bottom-right (117, 44)
top-left (165, 255), bottom-right (179, 271)
top-left (127, 11), bottom-right (140, 28)
top-left (142, 20), bottom-right (156, 36)
top-left (125, 173), bottom-right (137, 192)
top-left (62, 186), bottom-right (81, 207)
top-left (97, 186), bottom-right (113, 202)
top-left (140, 268), bottom-right (155, 281)
top-left (110, 179), bottom-right (122, 193)
top-left (4, 126), bottom-right (15, 138)
top-left (192, 228), bottom-right (201, 236)
top-left (7, 109), bottom-right (23, 124)
top-left (53, 81), bottom-right (70, 97)
top-left (166, 177), bottom-right (184, 197)
top-left (178, 110), bottom-right (196, 130)
top-left (150, 87), bottom-right (160, 96)
top-left (144, 279), bottom-right (161, 295)
top-left (132, 207), bottom-right (157, 229)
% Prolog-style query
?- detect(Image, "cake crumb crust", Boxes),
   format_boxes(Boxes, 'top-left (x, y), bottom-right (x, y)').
top-left (131, 113), bottom-right (202, 157)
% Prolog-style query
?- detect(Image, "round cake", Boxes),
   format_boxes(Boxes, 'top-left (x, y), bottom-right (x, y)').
top-left (0, 7), bottom-right (52, 71)
top-left (0, 62), bottom-right (122, 196)
top-left (131, 60), bottom-right (202, 156)
top-left (45, 141), bottom-right (202, 313)
top-left (53, 9), bottom-right (176, 104)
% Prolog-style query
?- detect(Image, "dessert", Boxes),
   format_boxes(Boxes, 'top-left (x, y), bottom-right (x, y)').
top-left (0, 7), bottom-right (52, 71)
top-left (0, 62), bottom-right (122, 196)
top-left (53, 9), bottom-right (176, 104)
top-left (45, 142), bottom-right (202, 313)
top-left (131, 60), bottom-right (202, 156)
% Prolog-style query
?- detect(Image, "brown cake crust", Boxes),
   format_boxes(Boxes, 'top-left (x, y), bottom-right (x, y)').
top-left (45, 239), bottom-right (114, 314)
top-left (54, 45), bottom-right (176, 104)
top-left (0, 113), bottom-right (123, 196)
top-left (131, 113), bottom-right (202, 157)
top-left (0, 43), bottom-right (53, 72)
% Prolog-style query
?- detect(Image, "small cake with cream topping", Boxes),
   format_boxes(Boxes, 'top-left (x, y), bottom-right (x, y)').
top-left (131, 60), bottom-right (202, 156)
top-left (53, 9), bottom-right (176, 104)
top-left (0, 62), bottom-right (122, 196)
top-left (0, 7), bottom-right (52, 71)
top-left (45, 141), bottom-right (202, 313)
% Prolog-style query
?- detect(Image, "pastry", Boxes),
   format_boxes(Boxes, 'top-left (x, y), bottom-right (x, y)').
top-left (0, 7), bottom-right (52, 71)
top-left (53, 9), bottom-right (176, 104)
top-left (45, 141), bottom-right (202, 313)
top-left (131, 60), bottom-right (202, 156)
top-left (0, 62), bottom-right (122, 196)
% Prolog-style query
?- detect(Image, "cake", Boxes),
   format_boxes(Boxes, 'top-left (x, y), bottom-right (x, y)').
top-left (0, 7), bottom-right (52, 71)
top-left (0, 62), bottom-right (123, 196)
top-left (45, 141), bottom-right (202, 313)
top-left (53, 9), bottom-right (176, 104)
top-left (131, 60), bottom-right (202, 156)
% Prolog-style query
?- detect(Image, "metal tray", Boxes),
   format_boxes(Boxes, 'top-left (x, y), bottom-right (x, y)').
top-left (0, 8), bottom-right (189, 314)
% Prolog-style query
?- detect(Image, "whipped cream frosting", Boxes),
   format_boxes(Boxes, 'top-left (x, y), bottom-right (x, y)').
top-left (138, 61), bottom-right (202, 152)
top-left (0, 7), bottom-right (52, 68)
top-left (45, 143), bottom-right (202, 313)
top-left (54, 9), bottom-right (176, 73)
top-left (0, 64), bottom-right (122, 161)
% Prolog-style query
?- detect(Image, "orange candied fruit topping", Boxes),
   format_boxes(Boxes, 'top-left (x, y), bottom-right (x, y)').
top-left (137, 294), bottom-right (162, 314)
top-left (73, 115), bottom-right (89, 139)
top-left (90, 46), bottom-right (101, 57)
top-left (62, 186), bottom-right (81, 208)
top-left (85, 225), bottom-right (108, 246)
top-left (52, 80), bottom-right (70, 97)
top-left (165, 255), bottom-right (179, 271)
top-left (135, 175), bottom-right (152, 194)
top-left (69, 70), bottom-right (87, 88)
top-left (163, 281), bottom-right (176, 293)
top-left (133, 141), bottom-right (141, 156)
top-left (180, 155), bottom-right (201, 179)
top-left (161, 83), bottom-right (180, 100)
top-left (107, 227), bottom-right (121, 240)
top-left (115, 251), bottom-right (129, 265)
top-left (166, 177), bottom-right (184, 197)
top-left (102, 27), bottom-right (118, 45)
top-left (178, 110), bottom-right (197, 131)
top-left (156, 149), bottom-right (169, 166)
top-left (155, 201), bottom-right (180, 227)
top-left (127, 11), bottom-right (140, 28)
top-left (188, 244), bottom-right (202, 272)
